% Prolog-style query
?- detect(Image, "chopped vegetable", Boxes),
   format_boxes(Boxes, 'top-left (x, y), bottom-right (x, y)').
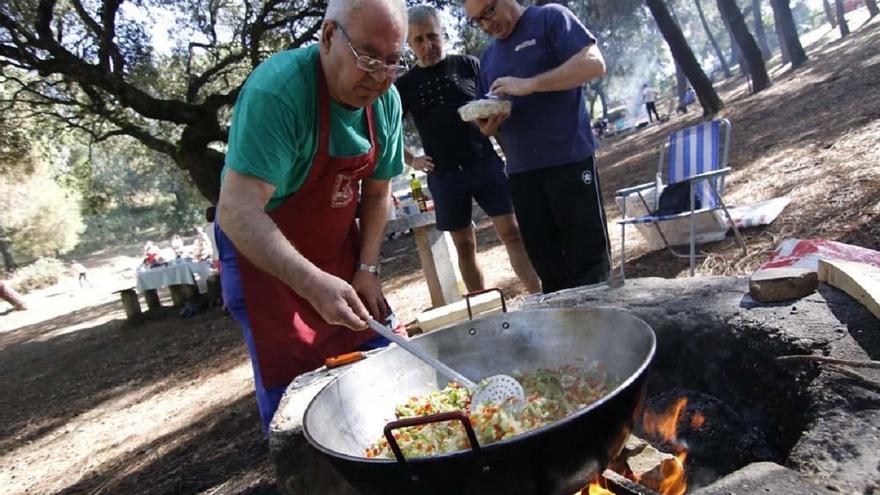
top-left (366, 365), bottom-right (614, 458)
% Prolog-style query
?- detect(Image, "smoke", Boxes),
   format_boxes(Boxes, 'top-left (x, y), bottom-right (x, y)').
top-left (608, 48), bottom-right (664, 124)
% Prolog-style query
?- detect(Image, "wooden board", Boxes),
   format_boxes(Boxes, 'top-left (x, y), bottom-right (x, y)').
top-left (417, 291), bottom-right (503, 333)
top-left (818, 259), bottom-right (880, 320)
top-left (749, 267), bottom-right (818, 302)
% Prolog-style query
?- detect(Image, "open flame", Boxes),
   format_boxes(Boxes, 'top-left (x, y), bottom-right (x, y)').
top-left (643, 397), bottom-right (688, 442)
top-left (581, 478), bottom-right (613, 495)
top-left (579, 397), bottom-right (700, 494)
top-left (642, 397), bottom-right (690, 495)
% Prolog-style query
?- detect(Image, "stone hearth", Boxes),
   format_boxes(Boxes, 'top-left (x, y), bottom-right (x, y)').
top-left (270, 277), bottom-right (880, 494)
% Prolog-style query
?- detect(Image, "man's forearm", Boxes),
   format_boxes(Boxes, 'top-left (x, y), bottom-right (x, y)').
top-left (357, 182), bottom-right (392, 266)
top-left (218, 200), bottom-right (319, 294)
top-left (531, 44), bottom-right (606, 93)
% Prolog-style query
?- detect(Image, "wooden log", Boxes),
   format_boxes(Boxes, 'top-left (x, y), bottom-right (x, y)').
top-left (602, 469), bottom-right (660, 495)
top-left (416, 290), bottom-right (503, 333)
top-left (626, 445), bottom-right (680, 492)
top-left (817, 259), bottom-right (880, 320)
top-left (144, 289), bottom-right (162, 310)
top-left (114, 288), bottom-right (142, 320)
top-left (749, 267), bottom-right (818, 302)
top-left (607, 435), bottom-right (650, 474)
top-left (0, 280), bottom-right (27, 310)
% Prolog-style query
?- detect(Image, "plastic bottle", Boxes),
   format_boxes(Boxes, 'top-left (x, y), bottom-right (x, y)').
top-left (410, 174), bottom-right (427, 213)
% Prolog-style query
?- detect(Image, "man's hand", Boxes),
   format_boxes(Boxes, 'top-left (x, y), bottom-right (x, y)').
top-left (412, 155), bottom-right (435, 173)
top-left (490, 76), bottom-right (537, 97)
top-left (475, 111), bottom-right (509, 136)
top-left (298, 270), bottom-right (371, 331)
top-left (351, 269), bottom-right (389, 320)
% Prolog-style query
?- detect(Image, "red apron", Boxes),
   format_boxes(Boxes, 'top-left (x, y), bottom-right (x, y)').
top-left (234, 60), bottom-right (380, 388)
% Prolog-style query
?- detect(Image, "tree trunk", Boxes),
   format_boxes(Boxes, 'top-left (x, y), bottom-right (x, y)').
top-left (0, 236), bottom-right (15, 272)
top-left (769, 0), bottom-right (809, 68)
top-left (720, 10), bottom-right (747, 73)
top-left (772, 4), bottom-right (792, 64)
top-left (865, 0), bottom-right (879, 18)
top-left (176, 123), bottom-right (226, 204)
top-left (597, 85), bottom-right (609, 119)
top-left (717, 0), bottom-right (772, 92)
top-left (835, 0), bottom-right (850, 37)
top-left (675, 63), bottom-right (688, 103)
top-left (695, 0), bottom-right (733, 77)
top-left (752, 0), bottom-right (773, 59)
top-left (646, 0), bottom-right (724, 115)
top-left (0, 281), bottom-right (27, 310)
top-left (823, 0), bottom-right (838, 27)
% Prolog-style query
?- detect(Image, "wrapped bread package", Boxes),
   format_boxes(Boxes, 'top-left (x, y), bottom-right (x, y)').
top-left (457, 98), bottom-right (512, 122)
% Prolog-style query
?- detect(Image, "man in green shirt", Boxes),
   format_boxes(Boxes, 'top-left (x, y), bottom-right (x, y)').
top-left (215, 0), bottom-right (407, 432)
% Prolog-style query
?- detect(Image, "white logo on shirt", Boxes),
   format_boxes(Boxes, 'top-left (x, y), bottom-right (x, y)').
top-left (515, 39), bottom-right (537, 52)
top-left (331, 174), bottom-right (355, 208)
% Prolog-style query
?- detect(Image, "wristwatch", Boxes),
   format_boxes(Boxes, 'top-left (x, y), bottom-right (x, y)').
top-left (356, 262), bottom-right (381, 275)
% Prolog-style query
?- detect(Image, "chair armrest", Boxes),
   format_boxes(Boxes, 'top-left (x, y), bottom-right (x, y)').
top-left (685, 167), bottom-right (731, 182)
top-left (615, 181), bottom-right (656, 197)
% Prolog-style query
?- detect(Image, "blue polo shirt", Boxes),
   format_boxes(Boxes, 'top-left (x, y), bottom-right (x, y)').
top-left (477, 5), bottom-right (597, 174)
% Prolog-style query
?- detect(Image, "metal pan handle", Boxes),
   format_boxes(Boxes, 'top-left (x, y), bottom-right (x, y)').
top-left (383, 411), bottom-right (488, 476)
top-left (463, 287), bottom-right (507, 320)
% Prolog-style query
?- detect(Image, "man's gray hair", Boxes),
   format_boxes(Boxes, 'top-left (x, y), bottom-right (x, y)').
top-left (408, 4), bottom-right (441, 26)
top-left (324, 0), bottom-right (407, 25)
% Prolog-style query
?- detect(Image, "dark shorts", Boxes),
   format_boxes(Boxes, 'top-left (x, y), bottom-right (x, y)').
top-left (427, 154), bottom-right (514, 232)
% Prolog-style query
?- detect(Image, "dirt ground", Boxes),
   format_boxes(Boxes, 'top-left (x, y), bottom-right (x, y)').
top-left (1, 14), bottom-right (878, 495)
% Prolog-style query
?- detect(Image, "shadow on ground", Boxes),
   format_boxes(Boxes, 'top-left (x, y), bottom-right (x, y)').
top-left (0, 306), bottom-right (245, 457)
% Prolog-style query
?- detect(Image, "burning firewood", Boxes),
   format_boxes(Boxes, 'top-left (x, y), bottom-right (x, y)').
top-left (607, 435), bottom-right (682, 493)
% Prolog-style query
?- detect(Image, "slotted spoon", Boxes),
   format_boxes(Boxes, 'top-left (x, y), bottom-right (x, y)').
top-left (367, 318), bottom-right (525, 411)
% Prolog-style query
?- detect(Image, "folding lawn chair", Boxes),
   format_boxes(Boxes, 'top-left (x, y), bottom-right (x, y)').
top-left (615, 118), bottom-right (747, 277)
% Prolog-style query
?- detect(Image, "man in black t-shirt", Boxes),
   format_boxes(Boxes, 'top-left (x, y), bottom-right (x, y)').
top-left (396, 4), bottom-right (539, 294)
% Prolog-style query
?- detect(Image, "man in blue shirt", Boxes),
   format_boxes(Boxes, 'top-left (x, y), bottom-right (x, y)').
top-left (465, 0), bottom-right (612, 293)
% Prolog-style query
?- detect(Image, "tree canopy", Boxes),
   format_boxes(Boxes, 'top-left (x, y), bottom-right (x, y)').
top-left (1, 0), bottom-right (830, 209)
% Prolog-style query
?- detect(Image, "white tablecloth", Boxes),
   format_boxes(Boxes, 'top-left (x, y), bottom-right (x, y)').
top-left (136, 261), bottom-right (213, 293)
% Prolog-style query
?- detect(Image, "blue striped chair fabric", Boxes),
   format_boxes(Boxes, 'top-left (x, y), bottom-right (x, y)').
top-left (616, 118), bottom-right (746, 277)
top-left (620, 119), bottom-right (728, 225)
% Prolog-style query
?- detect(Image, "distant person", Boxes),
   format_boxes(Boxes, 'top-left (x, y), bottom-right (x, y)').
top-left (143, 240), bottom-right (163, 267)
top-left (642, 83), bottom-right (660, 123)
top-left (192, 226), bottom-right (213, 262)
top-left (0, 280), bottom-right (27, 311)
top-left (204, 206), bottom-right (220, 265)
top-left (170, 234), bottom-right (186, 259)
top-left (70, 260), bottom-right (92, 288)
top-left (678, 86), bottom-right (695, 114)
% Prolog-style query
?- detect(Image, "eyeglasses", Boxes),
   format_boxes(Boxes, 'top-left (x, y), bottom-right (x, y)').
top-left (336, 24), bottom-right (408, 79)
top-left (468, 0), bottom-right (499, 27)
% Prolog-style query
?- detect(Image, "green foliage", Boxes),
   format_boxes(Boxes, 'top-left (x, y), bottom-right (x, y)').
top-left (8, 257), bottom-right (68, 294)
top-left (0, 117), bottom-right (36, 178)
top-left (0, 165), bottom-right (85, 259)
top-left (71, 138), bottom-right (210, 253)
top-left (0, 122), bottom-right (85, 263)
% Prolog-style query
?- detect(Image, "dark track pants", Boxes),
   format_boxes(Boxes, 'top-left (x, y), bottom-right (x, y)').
top-left (508, 156), bottom-right (611, 294)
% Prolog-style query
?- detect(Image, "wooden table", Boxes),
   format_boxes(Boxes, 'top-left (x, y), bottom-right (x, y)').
top-left (384, 211), bottom-right (464, 308)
